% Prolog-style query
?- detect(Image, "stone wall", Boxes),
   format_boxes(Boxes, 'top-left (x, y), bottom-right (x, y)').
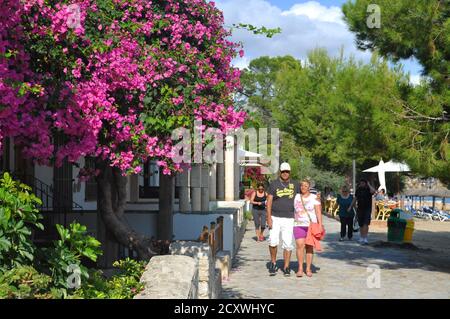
top-left (170, 241), bottom-right (220, 299)
top-left (134, 255), bottom-right (198, 299)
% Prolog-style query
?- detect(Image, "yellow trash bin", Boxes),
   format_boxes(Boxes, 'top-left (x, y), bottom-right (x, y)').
top-left (403, 219), bottom-right (415, 243)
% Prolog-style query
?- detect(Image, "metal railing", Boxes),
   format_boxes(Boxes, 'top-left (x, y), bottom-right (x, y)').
top-left (11, 172), bottom-right (83, 212)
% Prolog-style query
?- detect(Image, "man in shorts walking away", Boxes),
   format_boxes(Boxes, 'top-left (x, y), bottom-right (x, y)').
top-left (350, 179), bottom-right (376, 245)
top-left (266, 162), bottom-right (300, 276)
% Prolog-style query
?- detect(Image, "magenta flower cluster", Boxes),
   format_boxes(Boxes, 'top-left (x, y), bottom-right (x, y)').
top-left (0, 0), bottom-right (246, 175)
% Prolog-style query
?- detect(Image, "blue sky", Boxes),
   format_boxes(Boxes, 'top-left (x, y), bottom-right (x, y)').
top-left (216, 0), bottom-right (423, 83)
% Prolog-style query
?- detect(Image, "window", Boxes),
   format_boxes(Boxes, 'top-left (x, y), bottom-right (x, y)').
top-left (138, 160), bottom-right (179, 199)
top-left (139, 160), bottom-right (159, 198)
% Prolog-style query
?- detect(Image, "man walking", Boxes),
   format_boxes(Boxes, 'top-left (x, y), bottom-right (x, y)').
top-left (350, 179), bottom-right (376, 244)
top-left (266, 162), bottom-right (299, 276)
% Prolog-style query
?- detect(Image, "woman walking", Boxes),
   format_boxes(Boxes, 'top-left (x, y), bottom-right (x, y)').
top-left (336, 185), bottom-right (354, 241)
top-left (250, 183), bottom-right (267, 242)
top-left (293, 180), bottom-right (323, 277)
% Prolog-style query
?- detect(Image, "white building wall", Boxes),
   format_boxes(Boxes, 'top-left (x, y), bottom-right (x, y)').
top-left (72, 157), bottom-right (97, 210)
top-left (173, 212), bottom-right (235, 257)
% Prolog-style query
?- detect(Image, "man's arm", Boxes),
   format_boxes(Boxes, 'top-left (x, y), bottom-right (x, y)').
top-left (367, 182), bottom-right (376, 194)
top-left (266, 194), bottom-right (273, 229)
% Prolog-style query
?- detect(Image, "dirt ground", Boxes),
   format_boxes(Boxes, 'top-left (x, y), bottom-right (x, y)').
top-left (324, 210), bottom-right (450, 272)
top-left (369, 219), bottom-right (450, 271)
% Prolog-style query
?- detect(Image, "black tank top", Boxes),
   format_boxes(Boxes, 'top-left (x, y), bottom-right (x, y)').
top-left (254, 192), bottom-right (267, 210)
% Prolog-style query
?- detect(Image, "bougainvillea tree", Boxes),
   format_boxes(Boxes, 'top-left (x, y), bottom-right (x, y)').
top-left (0, 0), bottom-right (246, 259)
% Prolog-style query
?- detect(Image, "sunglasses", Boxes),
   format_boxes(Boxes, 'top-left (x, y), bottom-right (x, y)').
top-left (280, 170), bottom-right (290, 174)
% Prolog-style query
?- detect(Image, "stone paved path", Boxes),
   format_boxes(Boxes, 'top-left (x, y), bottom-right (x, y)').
top-left (222, 216), bottom-right (450, 299)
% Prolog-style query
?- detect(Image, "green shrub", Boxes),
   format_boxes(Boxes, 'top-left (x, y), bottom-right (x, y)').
top-left (0, 265), bottom-right (55, 299)
top-left (69, 258), bottom-right (146, 299)
top-left (38, 223), bottom-right (102, 297)
top-left (0, 173), bottom-right (144, 299)
top-left (0, 172), bottom-right (43, 272)
top-left (244, 210), bottom-right (253, 220)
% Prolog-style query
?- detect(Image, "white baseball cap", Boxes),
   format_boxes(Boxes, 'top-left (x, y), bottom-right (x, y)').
top-left (279, 162), bottom-right (291, 172)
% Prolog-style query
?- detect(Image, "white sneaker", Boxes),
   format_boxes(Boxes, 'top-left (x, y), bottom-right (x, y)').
top-left (363, 238), bottom-right (369, 245)
top-left (358, 238), bottom-right (364, 243)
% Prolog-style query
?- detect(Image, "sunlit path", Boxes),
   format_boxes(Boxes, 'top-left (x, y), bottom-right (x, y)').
top-left (222, 216), bottom-right (450, 299)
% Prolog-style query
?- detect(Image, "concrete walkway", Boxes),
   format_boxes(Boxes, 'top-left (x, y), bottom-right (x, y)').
top-left (222, 216), bottom-right (450, 299)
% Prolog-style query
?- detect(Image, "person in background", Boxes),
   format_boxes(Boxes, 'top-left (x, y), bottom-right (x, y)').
top-left (375, 189), bottom-right (387, 201)
top-left (349, 179), bottom-right (376, 245)
top-left (336, 185), bottom-right (354, 241)
top-left (250, 183), bottom-right (268, 242)
top-left (308, 179), bottom-right (321, 203)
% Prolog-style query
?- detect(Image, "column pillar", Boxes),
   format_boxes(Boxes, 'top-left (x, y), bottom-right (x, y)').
top-left (216, 163), bottom-right (225, 201)
top-left (225, 135), bottom-right (235, 201)
top-left (190, 164), bottom-right (201, 211)
top-left (234, 138), bottom-right (240, 200)
top-left (201, 165), bottom-right (210, 212)
top-left (176, 169), bottom-right (190, 212)
top-left (209, 163), bottom-right (217, 201)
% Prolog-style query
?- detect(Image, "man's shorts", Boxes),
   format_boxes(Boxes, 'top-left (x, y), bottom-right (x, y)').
top-left (357, 207), bottom-right (371, 227)
top-left (268, 216), bottom-right (294, 251)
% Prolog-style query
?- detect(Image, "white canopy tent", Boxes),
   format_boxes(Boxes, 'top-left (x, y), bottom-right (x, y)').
top-left (363, 159), bottom-right (411, 193)
top-left (238, 149), bottom-right (262, 167)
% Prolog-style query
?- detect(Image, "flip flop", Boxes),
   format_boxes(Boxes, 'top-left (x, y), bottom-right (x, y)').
top-left (296, 271), bottom-right (303, 278)
top-left (306, 270), bottom-right (313, 277)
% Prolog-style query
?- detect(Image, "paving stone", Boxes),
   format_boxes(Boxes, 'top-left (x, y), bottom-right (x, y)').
top-left (222, 216), bottom-right (450, 299)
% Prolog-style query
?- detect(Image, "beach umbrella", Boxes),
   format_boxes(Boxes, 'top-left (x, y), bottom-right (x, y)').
top-left (363, 159), bottom-right (411, 193)
top-left (382, 160), bottom-right (411, 173)
top-left (363, 159), bottom-right (387, 192)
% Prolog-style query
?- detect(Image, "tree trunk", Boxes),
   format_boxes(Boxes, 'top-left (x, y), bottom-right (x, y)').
top-left (96, 161), bottom-right (162, 263)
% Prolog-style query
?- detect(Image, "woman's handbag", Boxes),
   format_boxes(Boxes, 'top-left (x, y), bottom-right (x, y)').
top-left (300, 195), bottom-right (326, 239)
top-left (352, 208), bottom-right (360, 232)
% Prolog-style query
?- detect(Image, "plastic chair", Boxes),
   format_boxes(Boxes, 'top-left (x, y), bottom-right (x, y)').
top-left (376, 203), bottom-right (391, 221)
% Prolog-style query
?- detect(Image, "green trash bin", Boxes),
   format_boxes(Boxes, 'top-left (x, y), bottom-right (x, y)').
top-left (387, 209), bottom-right (407, 243)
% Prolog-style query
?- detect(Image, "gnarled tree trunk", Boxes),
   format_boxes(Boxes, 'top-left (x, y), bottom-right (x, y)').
top-left (96, 161), bottom-right (169, 265)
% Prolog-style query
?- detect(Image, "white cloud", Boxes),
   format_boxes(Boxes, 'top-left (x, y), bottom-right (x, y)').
top-left (409, 74), bottom-right (423, 86)
top-left (216, 0), bottom-right (372, 68)
top-left (281, 2), bottom-right (345, 25)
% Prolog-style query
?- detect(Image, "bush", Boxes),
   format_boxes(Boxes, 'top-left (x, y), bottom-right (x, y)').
top-left (37, 223), bottom-right (102, 297)
top-left (68, 258), bottom-right (146, 299)
top-left (0, 172), bottom-right (43, 272)
top-left (0, 173), bottom-right (145, 299)
top-left (0, 266), bottom-right (54, 299)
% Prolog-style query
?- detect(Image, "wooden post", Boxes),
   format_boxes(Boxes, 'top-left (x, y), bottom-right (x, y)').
top-left (217, 216), bottom-right (224, 251)
top-left (209, 221), bottom-right (216, 257)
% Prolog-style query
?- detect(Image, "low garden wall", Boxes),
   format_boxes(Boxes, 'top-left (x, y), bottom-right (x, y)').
top-left (134, 255), bottom-right (198, 299)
